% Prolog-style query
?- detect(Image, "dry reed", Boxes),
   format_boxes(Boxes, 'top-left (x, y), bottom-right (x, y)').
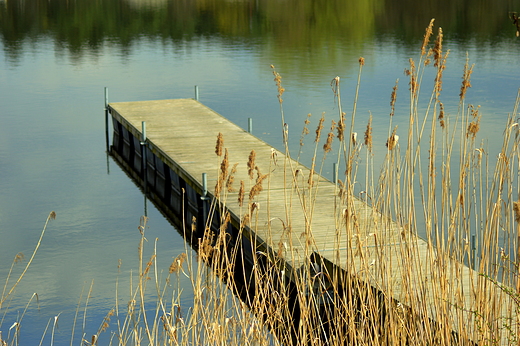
top-left (3, 20), bottom-right (520, 346)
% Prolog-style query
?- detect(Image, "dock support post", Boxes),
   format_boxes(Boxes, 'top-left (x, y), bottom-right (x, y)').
top-left (104, 87), bottom-right (109, 152)
top-left (248, 117), bottom-right (253, 134)
top-left (194, 85), bottom-right (199, 101)
top-left (333, 163), bottom-right (338, 184)
top-left (141, 121), bottom-right (147, 193)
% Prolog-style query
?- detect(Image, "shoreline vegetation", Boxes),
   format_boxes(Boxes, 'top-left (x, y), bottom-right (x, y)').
top-left (1, 0), bottom-right (518, 67)
top-left (2, 20), bottom-right (520, 345)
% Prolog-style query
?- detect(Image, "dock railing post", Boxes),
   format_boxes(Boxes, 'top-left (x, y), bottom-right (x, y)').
top-left (248, 117), bottom-right (253, 134)
top-left (104, 87), bottom-right (109, 152)
top-left (141, 121), bottom-right (147, 193)
top-left (202, 173), bottom-right (208, 198)
top-left (333, 163), bottom-right (338, 185)
top-left (194, 85), bottom-right (199, 101)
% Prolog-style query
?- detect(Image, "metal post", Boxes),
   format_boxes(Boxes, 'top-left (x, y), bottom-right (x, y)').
top-left (141, 121), bottom-right (147, 193)
top-left (104, 87), bottom-right (109, 152)
top-left (248, 118), bottom-right (253, 134)
top-left (202, 173), bottom-right (208, 198)
top-left (141, 121), bottom-right (147, 143)
top-left (333, 163), bottom-right (338, 184)
top-left (194, 85), bottom-right (199, 101)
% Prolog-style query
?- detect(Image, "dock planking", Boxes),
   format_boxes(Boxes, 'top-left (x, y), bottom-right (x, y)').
top-left (108, 98), bottom-right (514, 343)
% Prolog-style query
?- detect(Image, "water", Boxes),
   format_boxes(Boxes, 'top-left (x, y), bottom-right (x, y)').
top-left (1, 0), bottom-right (520, 344)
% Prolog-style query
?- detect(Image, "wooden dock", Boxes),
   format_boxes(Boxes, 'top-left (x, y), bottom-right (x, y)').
top-left (108, 98), bottom-right (516, 344)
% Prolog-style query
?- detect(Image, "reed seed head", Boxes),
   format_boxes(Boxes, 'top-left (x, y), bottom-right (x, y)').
top-left (241, 214), bottom-right (250, 226)
top-left (424, 48), bottom-right (432, 66)
top-left (215, 150), bottom-right (229, 197)
top-left (405, 58), bottom-right (418, 95)
top-left (386, 127), bottom-right (399, 150)
top-left (308, 164), bottom-right (315, 187)
top-left (215, 132), bottom-right (224, 156)
top-left (199, 231), bottom-right (214, 264)
top-left (471, 104), bottom-right (480, 118)
top-left (514, 200), bottom-right (520, 223)
top-left (460, 56), bottom-right (474, 100)
top-left (250, 202), bottom-right (259, 213)
top-left (438, 102), bottom-right (446, 129)
top-left (364, 113), bottom-right (373, 152)
top-left (422, 19), bottom-right (435, 56)
top-left (220, 211), bottom-right (231, 232)
top-left (14, 252), bottom-right (25, 263)
top-left (277, 241), bottom-right (285, 258)
top-left (271, 65), bottom-right (285, 104)
top-left (300, 113), bottom-right (311, 147)
top-left (466, 105), bottom-right (481, 138)
top-left (359, 57), bottom-right (365, 66)
top-left (337, 112), bottom-right (346, 142)
top-left (467, 121), bottom-right (480, 138)
top-left (226, 163), bottom-right (238, 192)
top-left (255, 165), bottom-right (262, 181)
top-left (315, 113), bottom-right (325, 143)
top-left (390, 80), bottom-right (398, 117)
top-left (323, 120), bottom-right (336, 153)
top-left (247, 150), bottom-right (256, 179)
top-left (143, 254), bottom-right (156, 276)
top-left (249, 167), bottom-right (268, 201)
top-left (433, 31), bottom-right (449, 96)
top-left (191, 216), bottom-right (197, 235)
top-left (169, 253), bottom-right (187, 273)
top-left (220, 148), bottom-right (229, 179)
top-left (433, 27), bottom-right (443, 67)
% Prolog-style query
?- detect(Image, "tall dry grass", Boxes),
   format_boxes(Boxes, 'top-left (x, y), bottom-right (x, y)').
top-left (135, 19), bottom-right (518, 345)
top-left (188, 18), bottom-right (520, 345)
top-left (0, 211), bottom-right (55, 345)
top-left (2, 19), bottom-right (520, 346)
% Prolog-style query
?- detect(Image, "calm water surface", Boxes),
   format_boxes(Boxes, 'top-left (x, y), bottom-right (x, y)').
top-left (1, 0), bottom-right (520, 344)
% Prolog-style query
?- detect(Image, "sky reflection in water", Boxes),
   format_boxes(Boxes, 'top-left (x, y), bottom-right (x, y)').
top-left (1, 0), bottom-right (520, 343)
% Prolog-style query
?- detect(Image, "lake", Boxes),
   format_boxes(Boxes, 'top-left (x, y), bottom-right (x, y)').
top-left (1, 0), bottom-right (520, 344)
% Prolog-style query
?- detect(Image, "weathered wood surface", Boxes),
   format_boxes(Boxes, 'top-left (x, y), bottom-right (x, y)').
top-left (109, 98), bottom-right (514, 342)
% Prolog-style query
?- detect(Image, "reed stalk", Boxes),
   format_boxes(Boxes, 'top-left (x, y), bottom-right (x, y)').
top-left (3, 20), bottom-right (520, 346)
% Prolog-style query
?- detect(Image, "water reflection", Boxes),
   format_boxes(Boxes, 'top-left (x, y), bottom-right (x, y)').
top-left (1, 0), bottom-right (520, 344)
top-left (1, 0), bottom-right (519, 64)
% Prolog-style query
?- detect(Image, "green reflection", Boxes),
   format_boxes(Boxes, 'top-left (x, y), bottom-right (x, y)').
top-left (1, 0), bottom-right (518, 69)
top-left (377, 0), bottom-right (518, 41)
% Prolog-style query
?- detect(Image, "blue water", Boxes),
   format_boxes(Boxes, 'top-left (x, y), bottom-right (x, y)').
top-left (1, 4), bottom-right (520, 344)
